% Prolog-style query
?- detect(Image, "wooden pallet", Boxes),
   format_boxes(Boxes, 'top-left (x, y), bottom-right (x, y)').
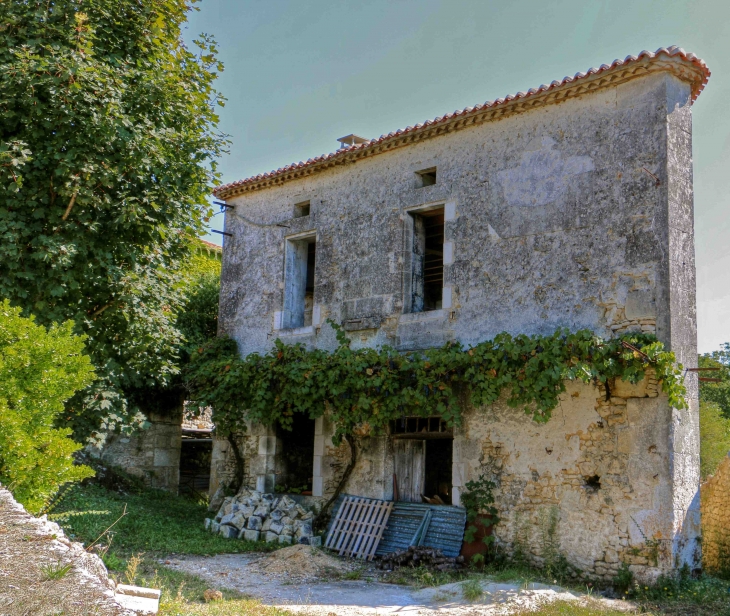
top-left (325, 496), bottom-right (393, 560)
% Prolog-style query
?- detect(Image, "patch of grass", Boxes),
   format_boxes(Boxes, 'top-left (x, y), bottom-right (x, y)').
top-left (39, 560), bottom-right (73, 580)
top-left (342, 568), bottom-right (364, 580)
top-left (511, 600), bottom-right (643, 615)
top-left (48, 483), bottom-right (278, 556)
top-left (631, 573), bottom-right (730, 616)
top-left (461, 577), bottom-right (484, 601)
top-left (126, 557), bottom-right (294, 616)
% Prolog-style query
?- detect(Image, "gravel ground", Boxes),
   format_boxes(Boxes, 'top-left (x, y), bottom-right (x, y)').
top-left (162, 547), bottom-right (637, 615)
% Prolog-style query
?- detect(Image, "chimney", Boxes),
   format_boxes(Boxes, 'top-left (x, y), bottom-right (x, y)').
top-left (337, 134), bottom-right (369, 149)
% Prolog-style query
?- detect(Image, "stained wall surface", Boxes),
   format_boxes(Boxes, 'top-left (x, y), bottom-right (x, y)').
top-left (215, 68), bottom-right (701, 579)
top-left (701, 453), bottom-right (730, 575)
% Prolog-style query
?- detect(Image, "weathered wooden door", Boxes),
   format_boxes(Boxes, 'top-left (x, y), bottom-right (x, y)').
top-left (393, 439), bottom-right (425, 502)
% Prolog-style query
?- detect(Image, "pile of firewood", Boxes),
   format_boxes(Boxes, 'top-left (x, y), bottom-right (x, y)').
top-left (376, 546), bottom-right (465, 571)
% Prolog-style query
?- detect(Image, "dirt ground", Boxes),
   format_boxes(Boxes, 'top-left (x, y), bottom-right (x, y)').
top-left (0, 487), bottom-right (132, 616)
top-left (162, 546), bottom-right (636, 615)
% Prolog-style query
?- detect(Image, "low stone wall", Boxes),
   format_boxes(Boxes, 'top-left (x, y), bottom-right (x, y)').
top-left (701, 453), bottom-right (730, 575)
top-left (95, 410), bottom-right (183, 492)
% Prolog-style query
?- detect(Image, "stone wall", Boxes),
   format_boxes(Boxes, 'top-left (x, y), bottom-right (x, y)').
top-left (701, 453), bottom-right (730, 575)
top-left (96, 410), bottom-right (183, 492)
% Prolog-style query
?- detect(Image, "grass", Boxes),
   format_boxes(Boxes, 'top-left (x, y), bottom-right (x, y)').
top-left (700, 400), bottom-right (730, 479)
top-left (47, 482), bottom-right (278, 556)
top-left (461, 577), bottom-right (484, 601)
top-left (39, 560), bottom-right (74, 581)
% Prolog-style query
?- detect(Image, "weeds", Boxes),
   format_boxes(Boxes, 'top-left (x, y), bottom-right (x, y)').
top-left (39, 560), bottom-right (73, 581)
top-left (124, 552), bottom-right (143, 585)
top-left (461, 577), bottom-right (484, 601)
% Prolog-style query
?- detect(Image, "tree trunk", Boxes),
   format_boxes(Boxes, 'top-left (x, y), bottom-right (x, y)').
top-left (313, 433), bottom-right (357, 531)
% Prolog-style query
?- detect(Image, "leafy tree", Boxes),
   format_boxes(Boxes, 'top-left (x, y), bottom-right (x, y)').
top-left (0, 300), bottom-right (95, 513)
top-left (0, 0), bottom-right (226, 443)
top-left (699, 399), bottom-right (730, 479)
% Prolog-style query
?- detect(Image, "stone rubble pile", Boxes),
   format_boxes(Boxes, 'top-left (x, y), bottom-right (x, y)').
top-left (205, 489), bottom-right (319, 546)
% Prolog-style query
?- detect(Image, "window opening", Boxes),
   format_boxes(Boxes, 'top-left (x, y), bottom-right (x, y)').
top-left (295, 201), bottom-right (311, 217)
top-left (276, 414), bottom-right (315, 494)
top-left (283, 236), bottom-right (316, 328)
top-left (416, 167), bottom-right (437, 187)
top-left (409, 208), bottom-right (444, 312)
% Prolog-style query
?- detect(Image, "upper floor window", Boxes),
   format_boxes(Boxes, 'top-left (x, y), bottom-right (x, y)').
top-left (415, 167), bottom-right (437, 188)
top-left (283, 234), bottom-right (316, 328)
top-left (408, 206), bottom-right (444, 312)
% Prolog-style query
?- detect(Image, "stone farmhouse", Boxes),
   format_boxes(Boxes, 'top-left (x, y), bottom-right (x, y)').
top-left (143, 47), bottom-right (715, 581)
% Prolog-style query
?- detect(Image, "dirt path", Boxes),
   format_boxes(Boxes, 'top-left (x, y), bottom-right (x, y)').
top-left (162, 547), bottom-right (635, 615)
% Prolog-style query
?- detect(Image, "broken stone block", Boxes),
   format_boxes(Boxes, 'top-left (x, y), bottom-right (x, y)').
top-left (253, 504), bottom-right (270, 517)
top-left (269, 509), bottom-right (284, 522)
top-left (240, 505), bottom-right (255, 518)
top-left (211, 521), bottom-right (220, 534)
top-left (241, 529), bottom-right (260, 542)
top-left (219, 525), bottom-right (238, 539)
top-left (295, 505), bottom-right (307, 516)
top-left (295, 523), bottom-right (313, 539)
top-left (261, 518), bottom-right (273, 532)
top-left (269, 522), bottom-right (284, 535)
top-left (265, 531), bottom-right (279, 543)
top-left (279, 534), bottom-right (293, 545)
top-left (298, 536), bottom-right (311, 545)
top-left (285, 505), bottom-right (299, 519)
top-left (300, 511), bottom-right (313, 521)
top-left (204, 518), bottom-right (212, 530)
top-left (247, 516), bottom-right (262, 531)
top-left (219, 513), bottom-right (236, 526)
top-left (309, 536), bottom-right (322, 547)
top-left (251, 491), bottom-right (263, 501)
top-left (262, 493), bottom-right (275, 503)
top-left (281, 516), bottom-right (293, 526)
top-left (229, 514), bottom-right (247, 530)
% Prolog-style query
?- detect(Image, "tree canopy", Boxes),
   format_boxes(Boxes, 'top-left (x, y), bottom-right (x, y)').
top-left (0, 0), bottom-right (226, 443)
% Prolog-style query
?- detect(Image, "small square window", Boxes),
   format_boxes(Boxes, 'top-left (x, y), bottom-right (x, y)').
top-left (294, 201), bottom-right (311, 217)
top-left (416, 168), bottom-right (437, 188)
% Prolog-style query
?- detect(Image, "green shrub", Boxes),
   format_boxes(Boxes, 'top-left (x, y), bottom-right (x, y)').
top-left (0, 300), bottom-right (95, 512)
top-left (700, 399), bottom-right (730, 479)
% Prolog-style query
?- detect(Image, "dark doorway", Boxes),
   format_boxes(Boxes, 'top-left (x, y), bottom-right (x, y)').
top-left (424, 439), bottom-right (453, 504)
top-left (179, 433), bottom-right (212, 499)
top-left (277, 414), bottom-right (315, 493)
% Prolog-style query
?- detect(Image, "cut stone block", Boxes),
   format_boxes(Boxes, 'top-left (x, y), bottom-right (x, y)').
top-left (219, 513), bottom-right (236, 526)
top-left (211, 521), bottom-right (220, 534)
top-left (309, 536), bottom-right (322, 547)
top-left (269, 510), bottom-right (284, 522)
top-left (279, 534), bottom-right (293, 545)
top-left (261, 518), bottom-right (273, 532)
top-left (253, 504), bottom-right (271, 517)
top-left (204, 518), bottom-right (212, 530)
top-left (241, 529), bottom-right (260, 542)
top-left (219, 525), bottom-right (238, 539)
top-left (265, 531), bottom-right (279, 543)
top-left (229, 514), bottom-right (246, 530)
top-left (247, 516), bottom-right (263, 530)
top-left (269, 522), bottom-right (284, 535)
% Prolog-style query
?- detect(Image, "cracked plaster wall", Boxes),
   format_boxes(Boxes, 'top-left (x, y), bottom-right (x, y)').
top-left (215, 70), bottom-right (700, 579)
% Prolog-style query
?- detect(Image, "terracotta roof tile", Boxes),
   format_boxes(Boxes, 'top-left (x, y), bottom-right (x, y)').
top-left (214, 46), bottom-right (710, 198)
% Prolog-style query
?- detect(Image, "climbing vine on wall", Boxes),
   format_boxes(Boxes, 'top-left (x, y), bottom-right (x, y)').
top-left (184, 323), bottom-right (687, 444)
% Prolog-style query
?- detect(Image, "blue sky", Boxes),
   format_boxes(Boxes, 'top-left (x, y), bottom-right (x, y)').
top-left (186, 0), bottom-right (730, 353)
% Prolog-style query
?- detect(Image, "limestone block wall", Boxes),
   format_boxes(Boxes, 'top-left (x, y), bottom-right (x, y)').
top-left (97, 410), bottom-right (182, 492)
top-left (701, 453), bottom-right (730, 575)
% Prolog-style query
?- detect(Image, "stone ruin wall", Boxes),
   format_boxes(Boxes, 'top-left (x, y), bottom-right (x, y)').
top-left (701, 453), bottom-right (730, 575)
top-left (95, 410), bottom-right (183, 492)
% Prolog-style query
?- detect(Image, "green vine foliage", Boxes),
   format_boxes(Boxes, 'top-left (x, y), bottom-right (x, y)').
top-left (185, 322), bottom-right (687, 445)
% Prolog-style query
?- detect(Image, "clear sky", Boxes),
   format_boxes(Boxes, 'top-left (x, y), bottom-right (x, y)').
top-left (186, 0), bottom-right (730, 354)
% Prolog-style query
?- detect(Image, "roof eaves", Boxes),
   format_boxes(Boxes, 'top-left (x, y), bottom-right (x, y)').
top-left (214, 46), bottom-right (709, 199)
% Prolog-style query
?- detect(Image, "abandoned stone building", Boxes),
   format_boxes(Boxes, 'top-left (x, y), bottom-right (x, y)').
top-left (110, 46), bottom-right (711, 581)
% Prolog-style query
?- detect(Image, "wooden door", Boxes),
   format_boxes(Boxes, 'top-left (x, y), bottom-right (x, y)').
top-left (393, 439), bottom-right (425, 502)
